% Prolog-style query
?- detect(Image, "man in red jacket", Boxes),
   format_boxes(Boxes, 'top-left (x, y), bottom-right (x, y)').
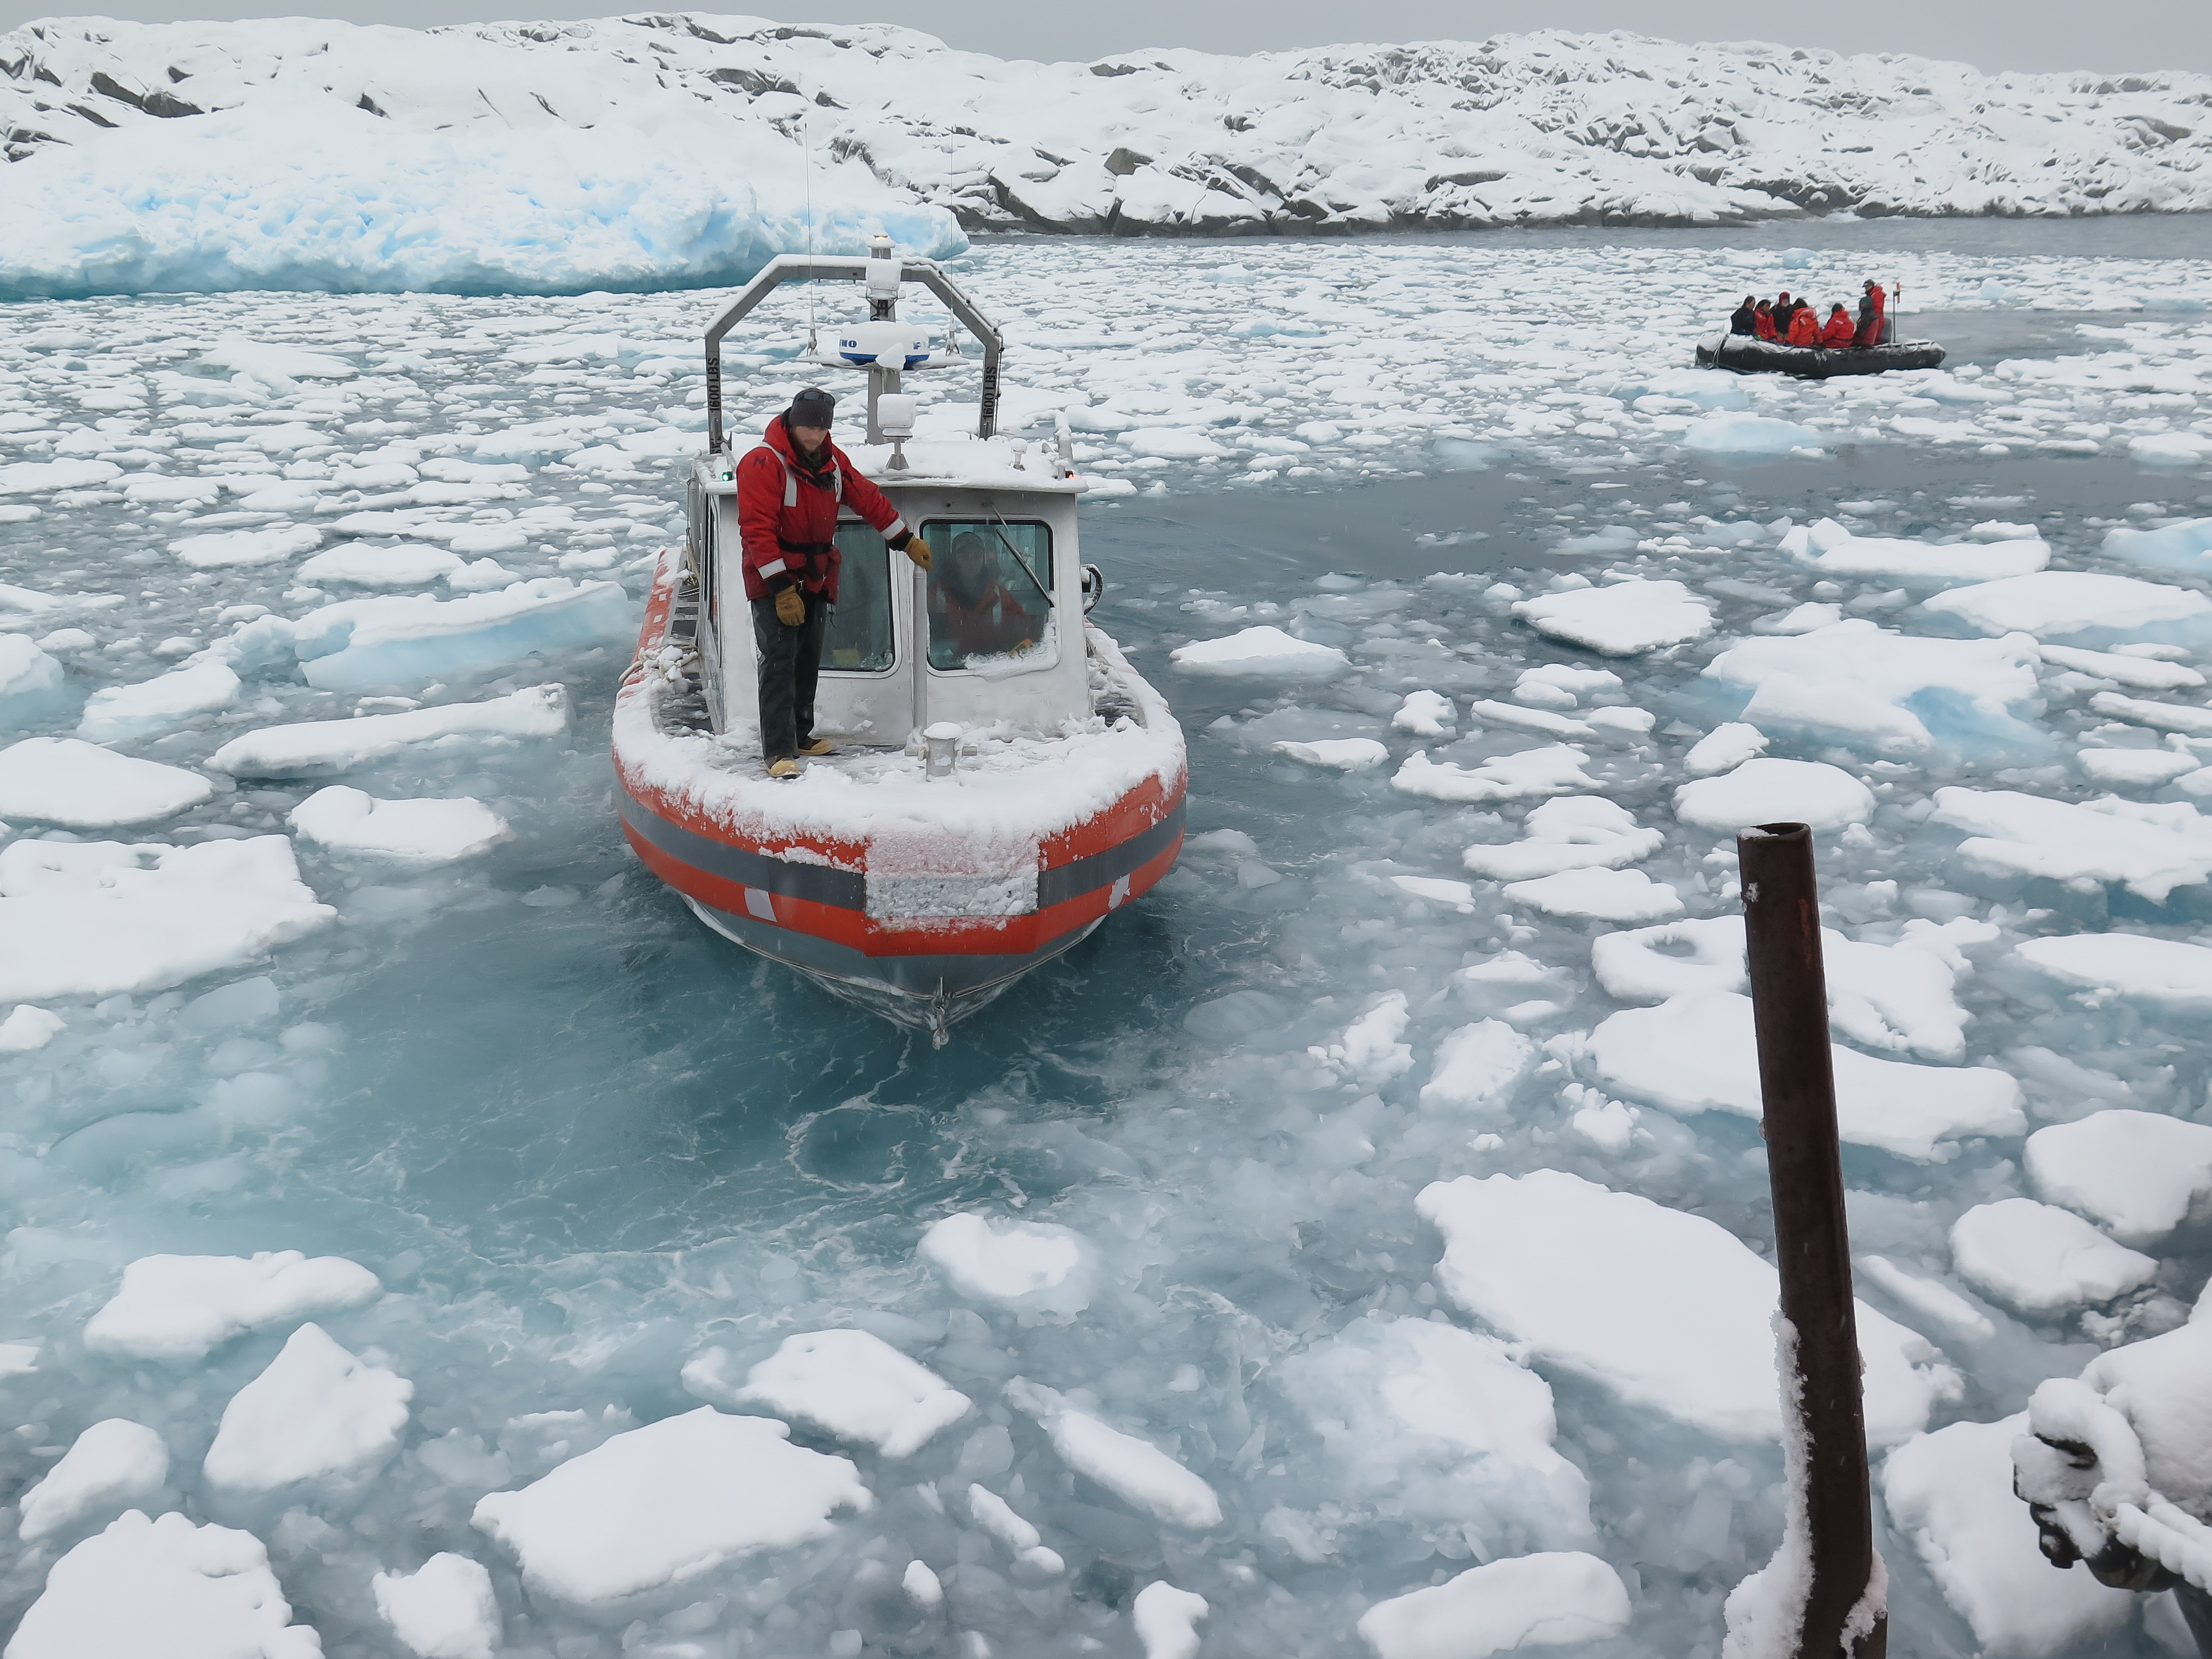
top-left (1855, 280), bottom-right (1887, 348)
top-left (1821, 303), bottom-right (1857, 348)
top-left (737, 386), bottom-right (931, 778)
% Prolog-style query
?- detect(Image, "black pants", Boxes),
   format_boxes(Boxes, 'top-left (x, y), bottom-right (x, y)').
top-left (752, 591), bottom-right (827, 760)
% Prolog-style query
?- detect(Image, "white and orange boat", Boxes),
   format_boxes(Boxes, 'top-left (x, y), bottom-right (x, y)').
top-left (613, 240), bottom-right (1186, 1042)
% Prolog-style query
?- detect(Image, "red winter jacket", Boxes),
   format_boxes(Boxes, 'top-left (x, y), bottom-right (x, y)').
top-left (1821, 311), bottom-right (1857, 348)
top-left (735, 416), bottom-right (909, 604)
top-left (1786, 310), bottom-right (1821, 347)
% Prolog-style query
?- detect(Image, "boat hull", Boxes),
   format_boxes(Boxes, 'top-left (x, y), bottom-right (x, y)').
top-left (1696, 335), bottom-right (1946, 377)
top-left (611, 546), bottom-right (1185, 1043)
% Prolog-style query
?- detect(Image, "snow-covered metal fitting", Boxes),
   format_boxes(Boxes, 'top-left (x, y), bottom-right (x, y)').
top-left (924, 721), bottom-right (962, 779)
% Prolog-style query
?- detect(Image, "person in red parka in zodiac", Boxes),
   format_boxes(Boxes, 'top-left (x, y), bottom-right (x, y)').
top-left (1855, 280), bottom-right (1888, 347)
top-left (736, 386), bottom-right (932, 779)
top-left (1786, 305), bottom-right (1822, 347)
top-left (1821, 303), bottom-right (1857, 348)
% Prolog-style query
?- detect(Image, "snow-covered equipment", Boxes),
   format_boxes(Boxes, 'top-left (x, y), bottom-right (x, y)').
top-left (2012, 1330), bottom-right (2212, 1651)
top-left (1696, 335), bottom-right (1946, 377)
top-left (613, 243), bottom-right (1186, 1044)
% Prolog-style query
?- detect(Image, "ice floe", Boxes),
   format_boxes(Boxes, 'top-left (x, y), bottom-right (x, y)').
top-left (289, 578), bottom-right (630, 692)
top-left (1419, 1021), bottom-right (1538, 1113)
top-left (1673, 758), bottom-right (1875, 833)
top-left (1276, 1315), bottom-right (1590, 1543)
top-left (372, 1553), bottom-right (502, 1659)
top-left (1356, 1550), bottom-right (1631, 1659)
top-left (1932, 788), bottom-right (2212, 903)
top-left (0, 836), bottom-right (335, 1003)
top-left (296, 543), bottom-right (464, 588)
top-left (2025, 1110), bottom-right (2212, 1247)
top-left (1511, 579), bottom-right (1713, 655)
top-left (0, 736), bottom-right (211, 827)
top-left (1923, 571), bottom-right (2212, 646)
top-left (1460, 797), bottom-right (1662, 881)
top-left (202, 1322), bottom-right (413, 1496)
top-left (1702, 621), bottom-right (2043, 758)
top-left (1272, 736), bottom-right (1389, 770)
top-left (470, 1408), bottom-right (871, 1614)
top-left (1393, 745), bottom-right (1594, 806)
top-left (208, 685), bottom-right (569, 777)
top-left (16, 1418), bottom-right (171, 1543)
top-left (918, 1212), bottom-right (1097, 1316)
top-left (83, 1250), bottom-right (380, 1362)
top-left (1133, 1581), bottom-right (1209, 1659)
top-left (7, 1510), bottom-right (323, 1659)
top-left (1950, 1198), bottom-right (2157, 1316)
top-left (697, 1328), bottom-right (971, 1459)
top-left (1886, 1416), bottom-right (2136, 1652)
top-left (1501, 866), bottom-right (1683, 924)
top-left (75, 660), bottom-right (240, 742)
top-left (1784, 517), bottom-right (2051, 582)
top-left (1170, 625), bottom-right (1350, 679)
top-left (1420, 1171), bottom-right (1954, 1443)
top-left (1003, 1377), bottom-right (1222, 1529)
top-left (2014, 930), bottom-right (2212, 1009)
top-left (288, 786), bottom-right (512, 863)
top-left (1588, 991), bottom-right (2023, 1160)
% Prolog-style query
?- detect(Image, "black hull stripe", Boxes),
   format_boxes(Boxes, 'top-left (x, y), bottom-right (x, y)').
top-left (619, 785), bottom-right (1183, 913)
top-left (617, 791), bottom-right (866, 908)
top-left (1037, 797), bottom-right (1185, 908)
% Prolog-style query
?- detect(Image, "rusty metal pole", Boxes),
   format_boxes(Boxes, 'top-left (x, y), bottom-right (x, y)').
top-left (1739, 822), bottom-right (1887, 1659)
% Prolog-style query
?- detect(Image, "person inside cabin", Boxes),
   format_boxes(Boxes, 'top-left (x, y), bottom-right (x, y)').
top-left (1821, 303), bottom-right (1857, 348)
top-left (736, 385), bottom-right (932, 780)
top-left (1753, 299), bottom-right (1778, 341)
top-left (1729, 295), bottom-right (1760, 335)
top-left (1855, 279), bottom-right (1887, 347)
top-left (1786, 303), bottom-right (1821, 347)
top-left (932, 532), bottom-right (1043, 662)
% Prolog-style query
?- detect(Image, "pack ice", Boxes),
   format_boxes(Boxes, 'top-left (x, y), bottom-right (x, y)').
top-left (0, 215), bottom-right (2210, 1659)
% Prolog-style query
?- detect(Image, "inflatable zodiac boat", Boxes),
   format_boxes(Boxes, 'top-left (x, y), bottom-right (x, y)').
top-left (1696, 335), bottom-right (1946, 377)
top-left (613, 240), bottom-right (1186, 1043)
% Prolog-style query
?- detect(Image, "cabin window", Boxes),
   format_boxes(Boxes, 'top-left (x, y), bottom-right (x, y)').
top-left (921, 519), bottom-right (1053, 671)
top-left (823, 523), bottom-right (896, 671)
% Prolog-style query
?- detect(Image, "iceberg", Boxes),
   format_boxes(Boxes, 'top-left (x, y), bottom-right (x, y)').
top-left (7, 17), bottom-right (2205, 298)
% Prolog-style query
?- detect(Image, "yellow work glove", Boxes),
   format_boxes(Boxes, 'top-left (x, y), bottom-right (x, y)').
top-left (774, 587), bottom-right (805, 626)
top-left (904, 535), bottom-right (932, 571)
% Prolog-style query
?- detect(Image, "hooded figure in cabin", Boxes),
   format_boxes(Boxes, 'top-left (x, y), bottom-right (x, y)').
top-left (736, 387), bottom-right (932, 779)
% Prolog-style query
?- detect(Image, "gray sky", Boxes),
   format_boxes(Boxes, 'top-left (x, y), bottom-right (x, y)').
top-left (5, 0), bottom-right (2205, 76)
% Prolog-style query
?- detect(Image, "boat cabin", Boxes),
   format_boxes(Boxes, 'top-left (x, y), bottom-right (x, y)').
top-left (685, 445), bottom-right (1092, 748)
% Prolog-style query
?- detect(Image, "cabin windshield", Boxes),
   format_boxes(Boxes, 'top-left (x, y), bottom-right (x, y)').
top-left (824, 523), bottom-right (895, 672)
top-left (924, 518), bottom-right (1052, 671)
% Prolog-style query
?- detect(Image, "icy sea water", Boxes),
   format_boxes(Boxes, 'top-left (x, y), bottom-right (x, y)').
top-left (2, 224), bottom-right (2211, 1658)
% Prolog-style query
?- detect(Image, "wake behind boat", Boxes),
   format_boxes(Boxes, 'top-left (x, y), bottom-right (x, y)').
top-left (1696, 334), bottom-right (1947, 377)
top-left (614, 240), bottom-right (1186, 1044)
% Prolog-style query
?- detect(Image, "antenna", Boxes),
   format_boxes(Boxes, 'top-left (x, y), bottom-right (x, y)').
top-left (803, 114), bottom-right (818, 351)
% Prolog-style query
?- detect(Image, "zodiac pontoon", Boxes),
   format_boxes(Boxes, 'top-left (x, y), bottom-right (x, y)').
top-left (612, 239), bottom-right (1187, 1042)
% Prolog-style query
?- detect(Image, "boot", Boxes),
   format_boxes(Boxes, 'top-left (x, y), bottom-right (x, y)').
top-left (797, 736), bottom-right (835, 757)
top-left (767, 757), bottom-right (800, 780)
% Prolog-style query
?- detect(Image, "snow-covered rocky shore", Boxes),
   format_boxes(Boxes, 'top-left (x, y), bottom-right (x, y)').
top-left (1, 13), bottom-right (2209, 296)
